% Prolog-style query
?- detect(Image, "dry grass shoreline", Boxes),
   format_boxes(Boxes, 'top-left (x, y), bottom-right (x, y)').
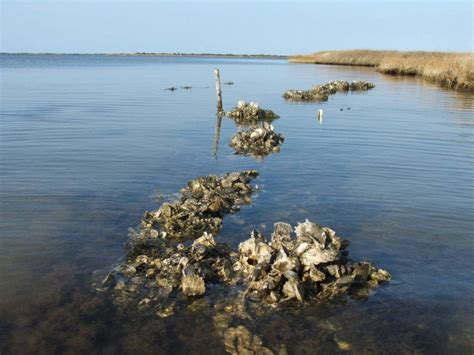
top-left (289, 50), bottom-right (474, 92)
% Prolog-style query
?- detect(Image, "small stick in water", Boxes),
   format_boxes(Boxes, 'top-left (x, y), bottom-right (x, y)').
top-left (317, 109), bottom-right (323, 124)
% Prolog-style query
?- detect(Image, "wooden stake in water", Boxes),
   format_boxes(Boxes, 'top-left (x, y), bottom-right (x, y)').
top-left (317, 109), bottom-right (323, 124)
top-left (214, 68), bottom-right (224, 114)
top-left (213, 114), bottom-right (223, 160)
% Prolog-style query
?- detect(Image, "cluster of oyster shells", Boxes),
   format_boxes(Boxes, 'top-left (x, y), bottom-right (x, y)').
top-left (99, 190), bottom-right (389, 317)
top-left (283, 80), bottom-right (375, 102)
top-left (236, 220), bottom-right (390, 305)
top-left (137, 170), bottom-right (259, 243)
top-left (230, 122), bottom-right (285, 158)
top-left (349, 80), bottom-right (376, 91)
top-left (98, 171), bottom-right (258, 315)
top-left (100, 230), bottom-right (240, 317)
top-left (97, 171), bottom-right (390, 354)
top-left (226, 101), bottom-right (279, 126)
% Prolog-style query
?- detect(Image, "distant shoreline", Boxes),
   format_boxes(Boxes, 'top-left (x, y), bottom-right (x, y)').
top-left (0, 52), bottom-right (287, 59)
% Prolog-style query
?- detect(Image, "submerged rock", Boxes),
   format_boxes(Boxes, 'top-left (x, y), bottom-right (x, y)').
top-left (283, 80), bottom-right (374, 102)
top-left (227, 101), bottom-right (279, 126)
top-left (230, 122), bottom-right (284, 158)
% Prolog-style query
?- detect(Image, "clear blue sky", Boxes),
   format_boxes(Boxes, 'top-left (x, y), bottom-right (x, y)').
top-left (1, 1), bottom-right (472, 54)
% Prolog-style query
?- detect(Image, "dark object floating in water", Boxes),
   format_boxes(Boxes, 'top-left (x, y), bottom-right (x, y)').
top-left (283, 80), bottom-right (375, 102)
top-left (164, 86), bottom-right (178, 91)
top-left (230, 122), bottom-right (284, 159)
top-left (226, 101), bottom-right (279, 126)
top-left (340, 108), bottom-right (344, 111)
top-left (180, 86), bottom-right (192, 89)
top-left (224, 81), bottom-right (234, 85)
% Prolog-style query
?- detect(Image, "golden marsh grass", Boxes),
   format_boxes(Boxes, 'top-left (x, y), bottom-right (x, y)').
top-left (289, 50), bottom-right (474, 92)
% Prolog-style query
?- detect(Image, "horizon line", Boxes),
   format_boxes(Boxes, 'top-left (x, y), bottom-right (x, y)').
top-left (0, 52), bottom-right (289, 57)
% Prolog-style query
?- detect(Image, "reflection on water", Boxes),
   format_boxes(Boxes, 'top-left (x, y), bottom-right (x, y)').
top-left (0, 54), bottom-right (473, 353)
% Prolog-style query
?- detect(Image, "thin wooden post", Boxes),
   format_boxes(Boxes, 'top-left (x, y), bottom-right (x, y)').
top-left (317, 109), bottom-right (323, 123)
top-left (214, 68), bottom-right (223, 114)
top-left (213, 114), bottom-right (223, 160)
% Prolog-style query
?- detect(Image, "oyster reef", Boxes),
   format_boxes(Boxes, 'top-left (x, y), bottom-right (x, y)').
top-left (230, 122), bottom-right (285, 159)
top-left (99, 171), bottom-right (390, 318)
top-left (283, 80), bottom-right (375, 102)
top-left (139, 170), bottom-right (259, 243)
top-left (226, 101), bottom-right (279, 126)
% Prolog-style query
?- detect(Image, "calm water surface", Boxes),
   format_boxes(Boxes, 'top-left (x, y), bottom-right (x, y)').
top-left (1, 55), bottom-right (473, 354)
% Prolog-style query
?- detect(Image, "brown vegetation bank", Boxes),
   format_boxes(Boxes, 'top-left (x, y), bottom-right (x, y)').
top-left (289, 50), bottom-right (474, 92)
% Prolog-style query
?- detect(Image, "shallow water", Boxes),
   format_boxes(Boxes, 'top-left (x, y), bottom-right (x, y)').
top-left (1, 54), bottom-right (473, 354)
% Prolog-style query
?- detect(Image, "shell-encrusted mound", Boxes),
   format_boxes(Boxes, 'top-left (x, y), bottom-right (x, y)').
top-left (227, 101), bottom-right (279, 125)
top-left (99, 218), bottom-right (390, 316)
top-left (349, 80), bottom-right (376, 91)
top-left (283, 80), bottom-right (375, 102)
top-left (230, 123), bottom-right (284, 158)
top-left (136, 170), bottom-right (259, 244)
top-left (236, 220), bottom-right (390, 304)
